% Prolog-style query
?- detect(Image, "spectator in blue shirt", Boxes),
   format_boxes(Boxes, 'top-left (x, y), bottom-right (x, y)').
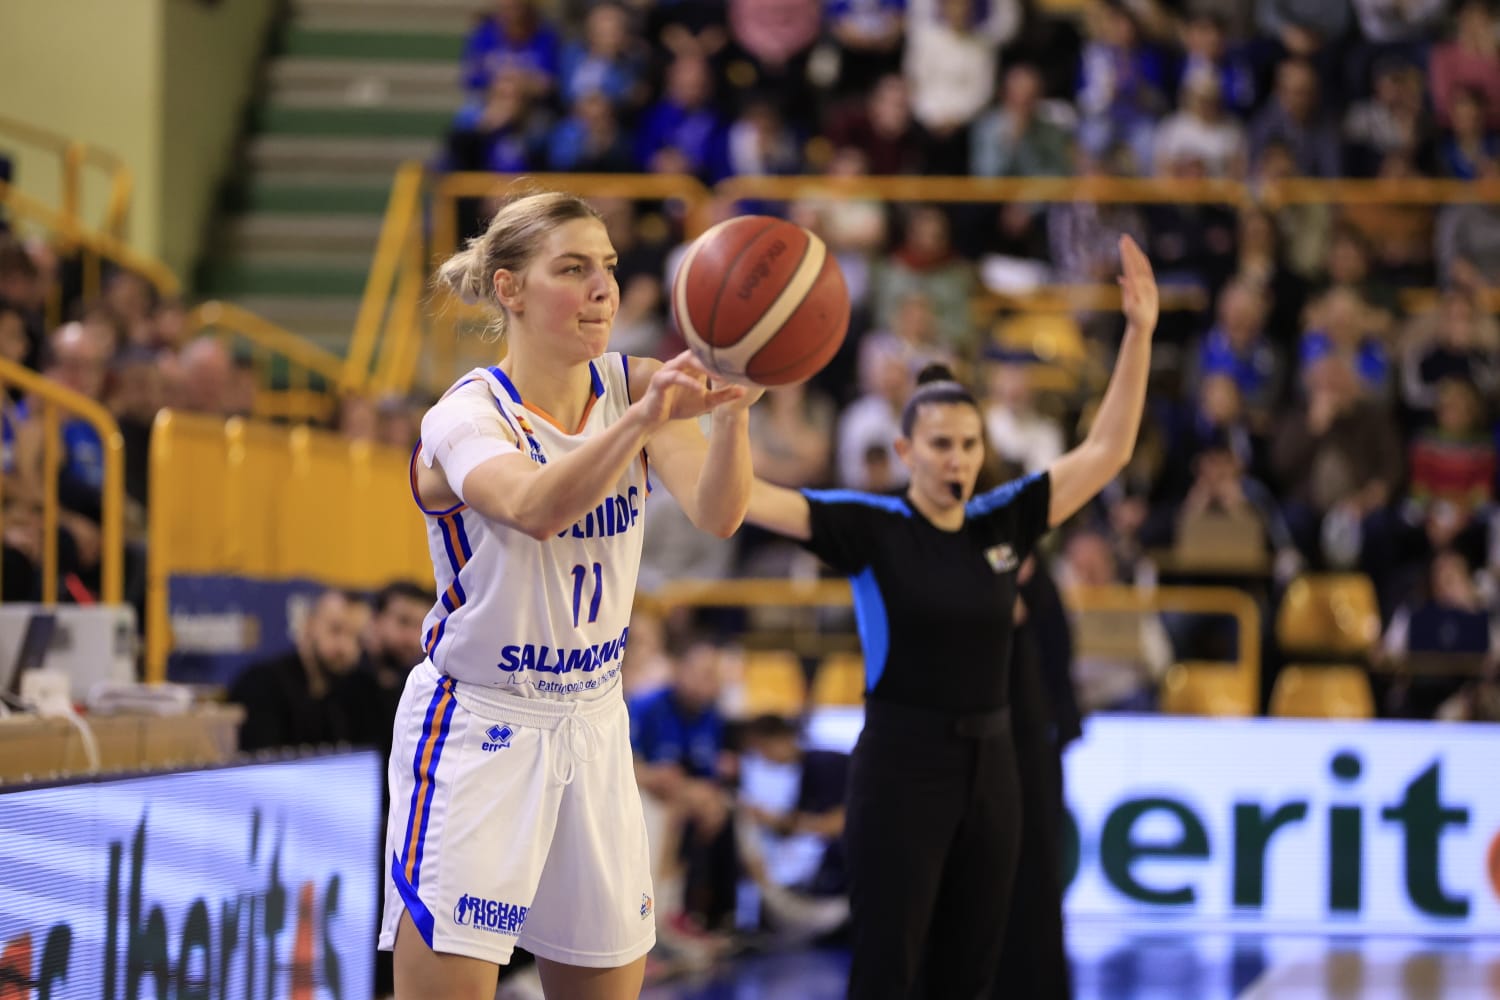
top-left (1195, 278), bottom-right (1284, 427)
top-left (558, 2), bottom-right (646, 110)
top-left (461, 0), bottom-right (561, 100)
top-left (630, 631), bottom-right (738, 930)
top-left (636, 55), bottom-right (731, 182)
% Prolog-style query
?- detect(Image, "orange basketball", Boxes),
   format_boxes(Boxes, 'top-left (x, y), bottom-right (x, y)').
top-left (672, 215), bottom-right (850, 387)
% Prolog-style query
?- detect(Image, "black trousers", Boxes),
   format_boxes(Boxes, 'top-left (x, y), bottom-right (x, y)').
top-left (845, 702), bottom-right (1022, 1000)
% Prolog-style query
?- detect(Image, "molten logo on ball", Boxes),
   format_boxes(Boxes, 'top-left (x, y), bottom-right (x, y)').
top-left (737, 240), bottom-right (788, 300)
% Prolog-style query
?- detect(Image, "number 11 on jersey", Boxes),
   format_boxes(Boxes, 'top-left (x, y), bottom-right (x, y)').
top-left (571, 562), bottom-right (603, 628)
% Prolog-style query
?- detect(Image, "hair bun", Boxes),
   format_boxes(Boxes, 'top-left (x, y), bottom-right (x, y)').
top-left (915, 363), bottom-right (956, 386)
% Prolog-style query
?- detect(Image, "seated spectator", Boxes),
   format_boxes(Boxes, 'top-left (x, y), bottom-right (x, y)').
top-left (836, 340), bottom-right (912, 489)
top-left (0, 241), bottom-right (44, 367)
top-left (1401, 377), bottom-right (1496, 568)
top-left (903, 0), bottom-right (1019, 171)
top-left (970, 63), bottom-right (1074, 180)
top-left (1054, 528), bottom-right (1172, 712)
top-left (724, 0), bottom-right (822, 127)
top-left (592, 198), bottom-right (669, 357)
top-left (461, 0), bottom-right (561, 101)
top-left (1437, 205), bottom-right (1500, 287)
top-left (1399, 288), bottom-right (1500, 415)
top-left (1176, 10), bottom-right (1257, 118)
top-left (1343, 55), bottom-right (1428, 177)
top-left (1271, 352), bottom-right (1403, 569)
top-left (177, 336), bottom-right (239, 416)
top-left (1429, 0), bottom-right (1500, 130)
top-left (1075, 0), bottom-right (1170, 174)
top-left (448, 69), bottom-right (549, 176)
top-left (345, 582), bottom-right (434, 760)
top-left (229, 588), bottom-right (369, 753)
top-left (1227, 205), bottom-right (1308, 342)
top-left (825, 0), bottom-right (906, 98)
top-left (860, 290), bottom-right (956, 386)
top-left (1299, 287), bottom-right (1392, 399)
top-left (1382, 550), bottom-right (1498, 718)
top-left (823, 74), bottom-right (932, 176)
top-left (631, 633), bottom-right (738, 932)
top-left (1438, 86), bottom-right (1500, 180)
top-left (1341, 152), bottom-right (1437, 288)
top-left (724, 94), bottom-right (805, 177)
top-left (1194, 278), bottom-right (1284, 428)
top-left (736, 714), bottom-right (851, 939)
top-left (1142, 155), bottom-right (1239, 289)
top-left (750, 381), bottom-right (836, 489)
top-left (545, 88), bottom-right (636, 172)
top-left (558, 2), bottom-right (645, 109)
top-left (983, 353), bottom-right (1065, 476)
top-left (1257, 0), bottom-right (1350, 66)
top-left (105, 346), bottom-right (162, 520)
top-left (872, 206), bottom-right (979, 356)
top-left (636, 55), bottom-right (731, 182)
top-left (1321, 222), bottom-right (1400, 318)
top-left (1250, 58), bottom-right (1343, 178)
top-left (1047, 144), bottom-right (1149, 285)
top-left (1152, 71), bottom-right (1248, 178)
top-left (1172, 429), bottom-right (1303, 582)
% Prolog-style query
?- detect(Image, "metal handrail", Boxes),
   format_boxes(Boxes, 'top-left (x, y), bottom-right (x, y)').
top-left (0, 357), bottom-right (125, 606)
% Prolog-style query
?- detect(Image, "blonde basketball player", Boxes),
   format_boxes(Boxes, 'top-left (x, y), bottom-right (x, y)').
top-left (381, 191), bottom-right (758, 1000)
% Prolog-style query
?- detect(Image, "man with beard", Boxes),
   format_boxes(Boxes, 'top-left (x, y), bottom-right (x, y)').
top-left (229, 588), bottom-right (366, 752)
top-left (348, 581), bottom-right (435, 759)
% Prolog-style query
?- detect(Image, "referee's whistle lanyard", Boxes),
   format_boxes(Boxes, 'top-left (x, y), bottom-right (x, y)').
top-left (553, 710), bottom-right (603, 786)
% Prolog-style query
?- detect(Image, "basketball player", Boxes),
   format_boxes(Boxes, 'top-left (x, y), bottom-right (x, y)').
top-left (743, 236), bottom-right (1158, 999)
top-left (380, 191), bottom-right (760, 1000)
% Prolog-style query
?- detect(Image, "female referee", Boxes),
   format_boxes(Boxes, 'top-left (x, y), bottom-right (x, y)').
top-left (383, 190), bottom-right (760, 1000)
top-left (745, 235), bottom-right (1158, 999)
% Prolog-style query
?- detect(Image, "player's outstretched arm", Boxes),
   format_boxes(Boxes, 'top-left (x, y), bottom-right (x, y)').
top-left (1045, 235), bottom-right (1159, 528)
top-left (633, 352), bottom-right (759, 538)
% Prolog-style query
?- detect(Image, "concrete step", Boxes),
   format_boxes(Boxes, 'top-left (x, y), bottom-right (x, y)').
top-left (292, 0), bottom-right (477, 35)
top-left (268, 57), bottom-right (461, 112)
top-left (256, 104), bottom-right (454, 138)
top-left (238, 178), bottom-right (392, 216)
top-left (229, 295), bottom-right (364, 347)
top-left (281, 26), bottom-right (466, 61)
top-left (201, 259), bottom-right (370, 298)
top-left (224, 213), bottom-right (384, 255)
top-left (246, 134), bottom-right (434, 174)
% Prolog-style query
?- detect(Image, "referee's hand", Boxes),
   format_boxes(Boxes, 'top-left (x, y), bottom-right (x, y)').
top-left (1117, 235), bottom-right (1159, 336)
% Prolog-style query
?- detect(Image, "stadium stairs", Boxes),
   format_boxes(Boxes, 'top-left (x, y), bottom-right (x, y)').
top-left (202, 0), bottom-right (471, 356)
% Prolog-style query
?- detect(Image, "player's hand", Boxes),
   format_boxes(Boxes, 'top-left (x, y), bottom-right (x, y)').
top-left (1118, 235), bottom-right (1159, 337)
top-left (639, 351), bottom-right (748, 426)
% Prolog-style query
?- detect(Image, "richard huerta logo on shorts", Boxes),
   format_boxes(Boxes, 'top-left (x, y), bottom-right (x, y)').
top-left (454, 894), bottom-right (529, 935)
top-left (482, 723), bottom-right (514, 752)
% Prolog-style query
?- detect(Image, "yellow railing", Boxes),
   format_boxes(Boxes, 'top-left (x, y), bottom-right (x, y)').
top-left (145, 409), bottom-right (430, 682)
top-left (0, 357), bottom-right (125, 606)
top-left (0, 113), bottom-right (134, 241)
top-left (0, 180), bottom-right (178, 332)
top-left (348, 162), bottom-right (427, 397)
top-left (184, 300), bottom-right (347, 424)
top-left (365, 168), bottom-right (1500, 400)
top-left (634, 578), bottom-right (1261, 714)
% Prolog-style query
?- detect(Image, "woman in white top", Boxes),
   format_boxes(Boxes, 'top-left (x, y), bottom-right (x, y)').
top-left (381, 190), bottom-right (758, 1000)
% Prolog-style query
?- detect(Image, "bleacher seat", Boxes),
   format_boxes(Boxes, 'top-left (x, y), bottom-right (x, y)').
top-left (1159, 662), bottom-right (1256, 717)
top-left (811, 652), bottom-right (865, 707)
top-left (740, 650), bottom-right (807, 718)
top-left (1269, 665), bottom-right (1376, 719)
top-left (1275, 574), bottom-right (1381, 660)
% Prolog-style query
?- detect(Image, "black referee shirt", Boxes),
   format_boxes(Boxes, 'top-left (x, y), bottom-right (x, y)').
top-left (799, 473), bottom-right (1052, 714)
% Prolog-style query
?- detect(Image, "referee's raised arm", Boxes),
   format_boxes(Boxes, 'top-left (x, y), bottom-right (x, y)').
top-left (1045, 234), bottom-right (1160, 528)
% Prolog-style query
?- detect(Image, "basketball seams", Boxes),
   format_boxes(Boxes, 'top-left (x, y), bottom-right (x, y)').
top-left (711, 235), bottom-right (827, 376)
top-left (702, 217), bottom-right (781, 359)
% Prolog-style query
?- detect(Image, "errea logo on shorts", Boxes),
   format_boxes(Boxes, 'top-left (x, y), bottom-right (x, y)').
top-left (454, 894), bottom-right (529, 935)
top-left (482, 724), bottom-right (514, 752)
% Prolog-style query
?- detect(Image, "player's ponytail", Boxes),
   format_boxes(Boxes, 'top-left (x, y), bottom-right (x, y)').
top-left (901, 364), bottom-right (978, 435)
top-left (432, 187), bottom-right (603, 343)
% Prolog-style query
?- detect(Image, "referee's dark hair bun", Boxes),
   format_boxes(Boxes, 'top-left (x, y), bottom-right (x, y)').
top-left (915, 363), bottom-right (957, 386)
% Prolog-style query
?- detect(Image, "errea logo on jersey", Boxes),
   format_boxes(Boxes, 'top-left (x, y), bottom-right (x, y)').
top-left (454, 894), bottom-right (528, 935)
top-left (482, 724), bottom-right (514, 752)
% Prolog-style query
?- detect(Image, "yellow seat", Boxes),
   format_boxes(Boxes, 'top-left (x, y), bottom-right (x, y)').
top-left (1159, 662), bottom-right (1256, 716)
top-left (1270, 665), bottom-right (1375, 719)
top-left (811, 652), bottom-right (865, 707)
top-left (741, 650), bottom-right (807, 717)
top-left (1276, 573), bottom-right (1381, 659)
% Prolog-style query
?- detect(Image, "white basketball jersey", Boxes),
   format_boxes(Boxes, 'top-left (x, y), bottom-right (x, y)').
top-left (412, 353), bottom-right (648, 699)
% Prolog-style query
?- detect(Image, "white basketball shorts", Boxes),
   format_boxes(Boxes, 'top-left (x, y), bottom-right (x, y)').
top-left (378, 659), bottom-right (656, 968)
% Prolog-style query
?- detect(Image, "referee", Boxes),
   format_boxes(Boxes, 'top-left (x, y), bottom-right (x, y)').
top-left (745, 237), bottom-right (1158, 999)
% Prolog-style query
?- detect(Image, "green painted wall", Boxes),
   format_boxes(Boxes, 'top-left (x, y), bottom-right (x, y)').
top-left (0, 0), bottom-right (276, 281)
